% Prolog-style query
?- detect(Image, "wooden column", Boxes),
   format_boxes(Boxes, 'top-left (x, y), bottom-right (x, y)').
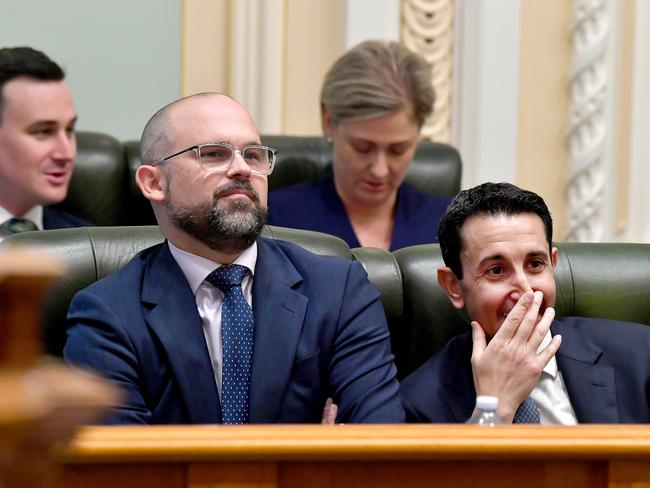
top-left (0, 248), bottom-right (118, 488)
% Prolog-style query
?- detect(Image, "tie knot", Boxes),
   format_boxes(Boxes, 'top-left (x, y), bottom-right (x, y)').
top-left (1, 218), bottom-right (39, 234)
top-left (206, 264), bottom-right (248, 292)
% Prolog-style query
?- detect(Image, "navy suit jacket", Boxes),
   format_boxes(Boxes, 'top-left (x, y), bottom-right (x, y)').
top-left (268, 175), bottom-right (451, 251)
top-left (401, 317), bottom-right (650, 423)
top-left (43, 206), bottom-right (92, 229)
top-left (64, 238), bottom-right (404, 424)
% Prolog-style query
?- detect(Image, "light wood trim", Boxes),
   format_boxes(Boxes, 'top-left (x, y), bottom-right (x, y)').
top-left (180, 0), bottom-right (230, 96)
top-left (61, 424), bottom-right (650, 462)
top-left (613, 1), bottom-right (635, 235)
top-left (516, 0), bottom-right (573, 239)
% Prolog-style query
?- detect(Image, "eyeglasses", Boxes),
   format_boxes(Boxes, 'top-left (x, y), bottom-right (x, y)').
top-left (151, 142), bottom-right (277, 176)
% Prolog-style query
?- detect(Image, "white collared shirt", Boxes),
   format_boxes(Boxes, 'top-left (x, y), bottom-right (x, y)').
top-left (0, 205), bottom-right (44, 230)
top-left (168, 241), bottom-right (258, 398)
top-left (530, 330), bottom-right (578, 424)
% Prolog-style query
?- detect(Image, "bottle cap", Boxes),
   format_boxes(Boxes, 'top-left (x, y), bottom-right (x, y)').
top-left (476, 395), bottom-right (498, 410)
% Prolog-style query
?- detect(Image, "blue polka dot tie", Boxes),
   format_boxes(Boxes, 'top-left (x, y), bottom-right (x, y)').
top-left (513, 396), bottom-right (541, 423)
top-left (206, 264), bottom-right (254, 424)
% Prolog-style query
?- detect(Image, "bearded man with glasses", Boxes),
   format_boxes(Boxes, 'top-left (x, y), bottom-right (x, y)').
top-left (64, 93), bottom-right (404, 425)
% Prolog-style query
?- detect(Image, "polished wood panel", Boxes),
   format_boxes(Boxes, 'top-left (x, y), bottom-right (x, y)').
top-left (57, 425), bottom-right (650, 488)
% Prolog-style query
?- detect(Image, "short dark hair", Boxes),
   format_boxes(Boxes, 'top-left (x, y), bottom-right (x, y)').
top-left (439, 182), bottom-right (554, 279)
top-left (0, 46), bottom-right (65, 123)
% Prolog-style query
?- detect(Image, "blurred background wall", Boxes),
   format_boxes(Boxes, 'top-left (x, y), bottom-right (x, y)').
top-left (0, 0), bottom-right (181, 142)
top-left (1, 0), bottom-right (649, 243)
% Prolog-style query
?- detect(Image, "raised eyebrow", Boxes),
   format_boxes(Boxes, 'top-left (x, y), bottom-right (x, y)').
top-left (28, 116), bottom-right (79, 129)
top-left (476, 253), bottom-right (505, 269)
top-left (27, 120), bottom-right (60, 129)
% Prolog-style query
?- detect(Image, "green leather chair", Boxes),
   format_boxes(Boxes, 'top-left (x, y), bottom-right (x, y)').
top-left (2, 225), bottom-right (352, 357)
top-left (260, 136), bottom-right (462, 197)
top-left (386, 242), bottom-right (650, 378)
top-left (51, 131), bottom-right (129, 226)
top-left (59, 133), bottom-right (461, 227)
top-left (5, 225), bottom-right (650, 380)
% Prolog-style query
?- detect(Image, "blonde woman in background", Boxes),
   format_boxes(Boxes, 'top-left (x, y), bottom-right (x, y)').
top-left (268, 40), bottom-right (450, 251)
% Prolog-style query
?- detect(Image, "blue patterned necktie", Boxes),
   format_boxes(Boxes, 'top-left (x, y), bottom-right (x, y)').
top-left (206, 264), bottom-right (254, 424)
top-left (513, 396), bottom-right (541, 424)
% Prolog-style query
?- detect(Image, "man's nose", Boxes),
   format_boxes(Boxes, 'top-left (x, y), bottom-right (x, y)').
top-left (226, 151), bottom-right (252, 179)
top-left (52, 131), bottom-right (76, 162)
top-left (510, 269), bottom-right (534, 300)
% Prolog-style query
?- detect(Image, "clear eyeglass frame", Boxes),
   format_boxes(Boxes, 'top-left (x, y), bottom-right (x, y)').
top-left (149, 142), bottom-right (278, 176)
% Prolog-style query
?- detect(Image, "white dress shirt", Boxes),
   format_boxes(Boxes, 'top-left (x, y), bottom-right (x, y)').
top-left (168, 241), bottom-right (258, 398)
top-left (0, 205), bottom-right (44, 230)
top-left (530, 330), bottom-right (578, 425)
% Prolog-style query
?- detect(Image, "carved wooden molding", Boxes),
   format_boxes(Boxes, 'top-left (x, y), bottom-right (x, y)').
top-left (401, 0), bottom-right (454, 142)
top-left (566, 0), bottom-right (611, 241)
top-left (230, 0), bottom-right (285, 133)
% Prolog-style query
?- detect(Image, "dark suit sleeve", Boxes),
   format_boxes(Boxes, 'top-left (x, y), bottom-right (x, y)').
top-left (328, 262), bottom-right (405, 423)
top-left (64, 289), bottom-right (152, 424)
top-left (400, 333), bottom-right (476, 423)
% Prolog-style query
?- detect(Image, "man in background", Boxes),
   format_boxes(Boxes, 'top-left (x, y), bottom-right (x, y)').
top-left (0, 46), bottom-right (89, 239)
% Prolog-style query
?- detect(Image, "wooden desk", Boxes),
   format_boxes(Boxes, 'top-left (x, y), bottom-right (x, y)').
top-left (58, 424), bottom-right (650, 488)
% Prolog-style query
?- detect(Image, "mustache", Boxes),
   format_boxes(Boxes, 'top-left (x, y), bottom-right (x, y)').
top-left (213, 180), bottom-right (261, 204)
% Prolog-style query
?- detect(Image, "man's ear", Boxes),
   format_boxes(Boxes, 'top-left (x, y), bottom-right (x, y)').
top-left (437, 267), bottom-right (465, 310)
top-left (321, 106), bottom-right (333, 140)
top-left (135, 164), bottom-right (166, 203)
top-left (551, 246), bottom-right (559, 269)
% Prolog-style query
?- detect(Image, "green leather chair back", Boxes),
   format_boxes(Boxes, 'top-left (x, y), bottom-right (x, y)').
top-left (58, 132), bottom-right (461, 227)
top-left (52, 131), bottom-right (129, 226)
top-left (391, 242), bottom-right (650, 378)
top-left (553, 242), bottom-right (650, 324)
top-left (124, 135), bottom-right (463, 225)
top-left (5, 225), bottom-right (649, 380)
top-left (2, 225), bottom-right (351, 357)
top-left (260, 135), bottom-right (462, 197)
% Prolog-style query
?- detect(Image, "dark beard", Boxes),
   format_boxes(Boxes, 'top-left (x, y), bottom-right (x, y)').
top-left (167, 180), bottom-right (267, 254)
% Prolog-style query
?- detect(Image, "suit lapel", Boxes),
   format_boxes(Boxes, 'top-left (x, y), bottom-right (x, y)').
top-left (553, 320), bottom-right (619, 423)
top-left (249, 238), bottom-right (308, 422)
top-left (142, 243), bottom-right (222, 423)
top-left (441, 333), bottom-right (476, 422)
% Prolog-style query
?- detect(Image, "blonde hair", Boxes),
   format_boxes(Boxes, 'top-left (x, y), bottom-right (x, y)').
top-left (320, 40), bottom-right (434, 129)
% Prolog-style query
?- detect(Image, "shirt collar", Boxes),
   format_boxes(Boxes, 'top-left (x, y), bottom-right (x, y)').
top-left (0, 205), bottom-right (44, 230)
top-left (168, 240), bottom-right (258, 295)
top-left (537, 329), bottom-right (558, 378)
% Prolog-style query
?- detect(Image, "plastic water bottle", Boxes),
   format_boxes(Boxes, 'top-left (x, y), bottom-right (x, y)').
top-left (466, 395), bottom-right (502, 426)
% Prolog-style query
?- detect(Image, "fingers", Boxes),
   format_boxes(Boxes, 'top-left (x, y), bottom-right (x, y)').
top-left (528, 306), bottom-right (556, 348)
top-left (511, 291), bottom-right (544, 344)
top-left (500, 291), bottom-right (550, 348)
top-left (470, 321), bottom-right (487, 358)
top-left (321, 397), bottom-right (338, 424)
top-left (496, 291), bottom-right (535, 341)
top-left (537, 333), bottom-right (562, 367)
